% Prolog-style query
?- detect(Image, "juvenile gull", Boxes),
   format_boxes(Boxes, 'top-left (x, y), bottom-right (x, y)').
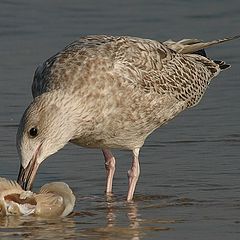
top-left (16, 35), bottom-right (239, 201)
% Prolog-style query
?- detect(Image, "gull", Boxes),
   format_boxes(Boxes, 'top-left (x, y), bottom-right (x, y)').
top-left (0, 177), bottom-right (75, 217)
top-left (16, 35), bottom-right (239, 201)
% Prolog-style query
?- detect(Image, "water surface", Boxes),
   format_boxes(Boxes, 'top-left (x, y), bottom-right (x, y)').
top-left (0, 0), bottom-right (239, 239)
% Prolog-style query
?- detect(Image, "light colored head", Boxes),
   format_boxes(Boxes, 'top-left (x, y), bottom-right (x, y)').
top-left (17, 92), bottom-right (76, 190)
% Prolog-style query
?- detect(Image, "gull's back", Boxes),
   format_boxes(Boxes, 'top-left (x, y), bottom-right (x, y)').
top-left (30, 35), bottom-right (235, 149)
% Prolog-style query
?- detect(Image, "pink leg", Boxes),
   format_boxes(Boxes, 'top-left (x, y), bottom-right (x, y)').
top-left (102, 149), bottom-right (116, 194)
top-left (127, 148), bottom-right (140, 202)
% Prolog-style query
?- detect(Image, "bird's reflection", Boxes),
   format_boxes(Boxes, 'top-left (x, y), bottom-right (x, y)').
top-left (105, 195), bottom-right (116, 228)
top-left (127, 202), bottom-right (141, 240)
top-left (0, 198), bottom-right (141, 240)
top-left (105, 195), bottom-right (142, 240)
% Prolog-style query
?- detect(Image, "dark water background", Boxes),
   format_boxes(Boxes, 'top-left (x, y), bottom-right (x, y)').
top-left (0, 0), bottom-right (239, 239)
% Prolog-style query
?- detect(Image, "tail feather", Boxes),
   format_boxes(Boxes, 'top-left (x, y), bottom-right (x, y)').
top-left (214, 60), bottom-right (231, 70)
top-left (192, 49), bottom-right (207, 57)
top-left (164, 35), bottom-right (240, 54)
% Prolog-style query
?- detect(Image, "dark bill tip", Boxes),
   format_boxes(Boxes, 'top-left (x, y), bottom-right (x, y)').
top-left (17, 164), bottom-right (28, 190)
top-left (17, 159), bottom-right (39, 191)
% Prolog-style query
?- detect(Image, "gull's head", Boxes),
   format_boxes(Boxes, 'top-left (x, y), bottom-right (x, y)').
top-left (17, 92), bottom-right (76, 190)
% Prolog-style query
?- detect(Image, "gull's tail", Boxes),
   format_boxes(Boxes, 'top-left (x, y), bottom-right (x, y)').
top-left (164, 35), bottom-right (240, 70)
top-left (164, 35), bottom-right (240, 54)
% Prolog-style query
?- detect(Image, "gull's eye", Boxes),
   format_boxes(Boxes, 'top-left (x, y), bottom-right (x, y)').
top-left (29, 128), bottom-right (38, 138)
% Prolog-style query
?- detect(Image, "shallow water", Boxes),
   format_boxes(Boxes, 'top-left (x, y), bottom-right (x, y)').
top-left (0, 0), bottom-right (240, 239)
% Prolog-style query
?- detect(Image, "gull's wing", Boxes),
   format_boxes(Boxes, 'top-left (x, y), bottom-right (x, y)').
top-left (31, 35), bottom-right (238, 108)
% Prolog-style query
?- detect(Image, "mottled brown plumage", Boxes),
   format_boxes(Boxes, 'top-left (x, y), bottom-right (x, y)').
top-left (16, 35), bottom-right (239, 201)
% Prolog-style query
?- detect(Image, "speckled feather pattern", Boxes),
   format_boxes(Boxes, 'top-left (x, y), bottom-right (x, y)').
top-left (29, 35), bottom-right (232, 150)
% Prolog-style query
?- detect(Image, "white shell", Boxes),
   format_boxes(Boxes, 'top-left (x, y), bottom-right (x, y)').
top-left (0, 178), bottom-right (75, 218)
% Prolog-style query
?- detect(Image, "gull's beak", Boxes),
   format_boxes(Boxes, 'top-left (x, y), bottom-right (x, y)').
top-left (17, 161), bottom-right (39, 190)
top-left (17, 144), bottom-right (42, 190)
